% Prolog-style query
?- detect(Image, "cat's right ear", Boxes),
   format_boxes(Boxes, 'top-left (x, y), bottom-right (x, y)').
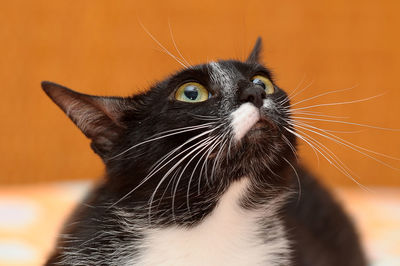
top-left (246, 37), bottom-right (263, 63)
top-left (42, 81), bottom-right (129, 157)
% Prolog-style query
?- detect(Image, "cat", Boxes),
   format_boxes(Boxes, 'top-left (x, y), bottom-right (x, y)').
top-left (42, 38), bottom-right (367, 266)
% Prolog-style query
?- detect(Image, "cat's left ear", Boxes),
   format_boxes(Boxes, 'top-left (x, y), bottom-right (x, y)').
top-left (246, 37), bottom-right (263, 63)
top-left (42, 81), bottom-right (130, 157)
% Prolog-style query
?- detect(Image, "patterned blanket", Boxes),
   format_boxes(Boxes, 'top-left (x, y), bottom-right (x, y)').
top-left (0, 182), bottom-right (398, 265)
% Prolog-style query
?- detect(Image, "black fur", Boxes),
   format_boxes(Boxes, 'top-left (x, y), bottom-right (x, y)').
top-left (284, 168), bottom-right (367, 265)
top-left (43, 38), bottom-right (366, 266)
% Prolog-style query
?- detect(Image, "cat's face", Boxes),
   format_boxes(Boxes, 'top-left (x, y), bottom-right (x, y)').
top-left (115, 59), bottom-right (294, 173)
top-left (43, 38), bottom-right (296, 221)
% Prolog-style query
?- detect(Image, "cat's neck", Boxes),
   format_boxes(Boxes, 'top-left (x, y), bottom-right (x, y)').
top-left (125, 177), bottom-right (291, 266)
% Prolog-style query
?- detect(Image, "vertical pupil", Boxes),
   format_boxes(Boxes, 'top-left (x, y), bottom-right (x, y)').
top-left (184, 86), bottom-right (199, 100)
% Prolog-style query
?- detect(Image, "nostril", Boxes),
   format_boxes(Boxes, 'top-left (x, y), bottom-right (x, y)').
top-left (239, 86), bottom-right (265, 108)
top-left (261, 91), bottom-right (266, 99)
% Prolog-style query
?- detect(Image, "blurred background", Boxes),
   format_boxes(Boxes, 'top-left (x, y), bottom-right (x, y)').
top-left (0, 0), bottom-right (399, 265)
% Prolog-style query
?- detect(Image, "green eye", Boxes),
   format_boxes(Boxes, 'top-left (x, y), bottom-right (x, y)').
top-left (175, 82), bottom-right (211, 102)
top-left (251, 75), bottom-right (274, 94)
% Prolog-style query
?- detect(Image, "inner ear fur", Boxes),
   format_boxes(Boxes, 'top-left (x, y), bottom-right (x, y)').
top-left (42, 81), bottom-right (129, 156)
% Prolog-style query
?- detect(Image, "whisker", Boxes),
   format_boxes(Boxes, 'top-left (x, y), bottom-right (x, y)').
top-left (281, 79), bottom-right (314, 105)
top-left (147, 125), bottom-right (223, 177)
top-left (198, 133), bottom-right (225, 193)
top-left (284, 126), bottom-right (320, 167)
top-left (188, 113), bottom-right (220, 121)
top-left (171, 137), bottom-right (218, 216)
top-left (285, 125), bottom-right (370, 191)
top-left (289, 110), bottom-right (349, 119)
top-left (168, 19), bottom-right (191, 66)
top-left (282, 157), bottom-right (301, 204)
top-left (282, 134), bottom-right (298, 161)
top-left (151, 122), bottom-right (217, 137)
top-left (210, 136), bottom-right (229, 183)
top-left (294, 120), bottom-right (364, 134)
top-left (197, 136), bottom-right (222, 195)
top-left (290, 93), bottom-right (386, 112)
top-left (290, 85), bottom-right (358, 107)
top-left (109, 125), bottom-right (222, 208)
top-left (278, 74), bottom-right (306, 104)
top-left (151, 166), bottom-right (181, 220)
top-left (292, 116), bottom-right (400, 132)
top-left (138, 20), bottom-right (188, 68)
top-left (148, 129), bottom-right (219, 179)
top-left (209, 128), bottom-right (230, 183)
top-left (294, 123), bottom-right (400, 168)
top-left (148, 136), bottom-right (214, 219)
top-left (108, 123), bottom-right (215, 160)
top-left (185, 135), bottom-right (221, 212)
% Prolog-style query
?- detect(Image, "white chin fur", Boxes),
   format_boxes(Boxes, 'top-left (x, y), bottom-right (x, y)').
top-left (231, 103), bottom-right (260, 141)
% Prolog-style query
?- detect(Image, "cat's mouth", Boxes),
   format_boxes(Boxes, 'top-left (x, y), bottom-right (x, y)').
top-left (245, 118), bottom-right (277, 139)
top-left (207, 117), bottom-right (278, 160)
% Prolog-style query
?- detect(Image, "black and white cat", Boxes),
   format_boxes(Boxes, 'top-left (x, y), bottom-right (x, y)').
top-left (43, 38), bottom-right (367, 266)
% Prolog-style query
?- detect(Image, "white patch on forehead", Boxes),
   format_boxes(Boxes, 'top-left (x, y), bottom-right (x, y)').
top-left (231, 103), bottom-right (260, 141)
top-left (263, 98), bottom-right (275, 109)
top-left (209, 62), bottom-right (234, 91)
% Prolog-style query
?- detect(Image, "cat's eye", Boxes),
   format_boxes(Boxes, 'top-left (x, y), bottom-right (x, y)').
top-left (175, 82), bottom-right (211, 103)
top-left (251, 75), bottom-right (274, 94)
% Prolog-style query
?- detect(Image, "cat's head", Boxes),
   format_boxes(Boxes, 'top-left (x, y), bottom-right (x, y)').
top-left (43, 38), bottom-right (296, 214)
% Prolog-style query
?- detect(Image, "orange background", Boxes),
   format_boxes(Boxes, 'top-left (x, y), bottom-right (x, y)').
top-left (0, 0), bottom-right (399, 186)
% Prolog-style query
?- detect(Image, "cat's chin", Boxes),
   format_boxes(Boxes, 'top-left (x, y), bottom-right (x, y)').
top-left (244, 118), bottom-right (277, 141)
top-left (207, 127), bottom-right (274, 160)
top-left (220, 119), bottom-right (284, 170)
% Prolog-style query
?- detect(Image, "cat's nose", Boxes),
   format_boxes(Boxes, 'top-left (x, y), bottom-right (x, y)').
top-left (239, 85), bottom-right (266, 108)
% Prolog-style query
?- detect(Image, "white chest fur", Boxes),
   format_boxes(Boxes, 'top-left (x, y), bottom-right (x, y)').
top-left (130, 178), bottom-right (290, 266)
